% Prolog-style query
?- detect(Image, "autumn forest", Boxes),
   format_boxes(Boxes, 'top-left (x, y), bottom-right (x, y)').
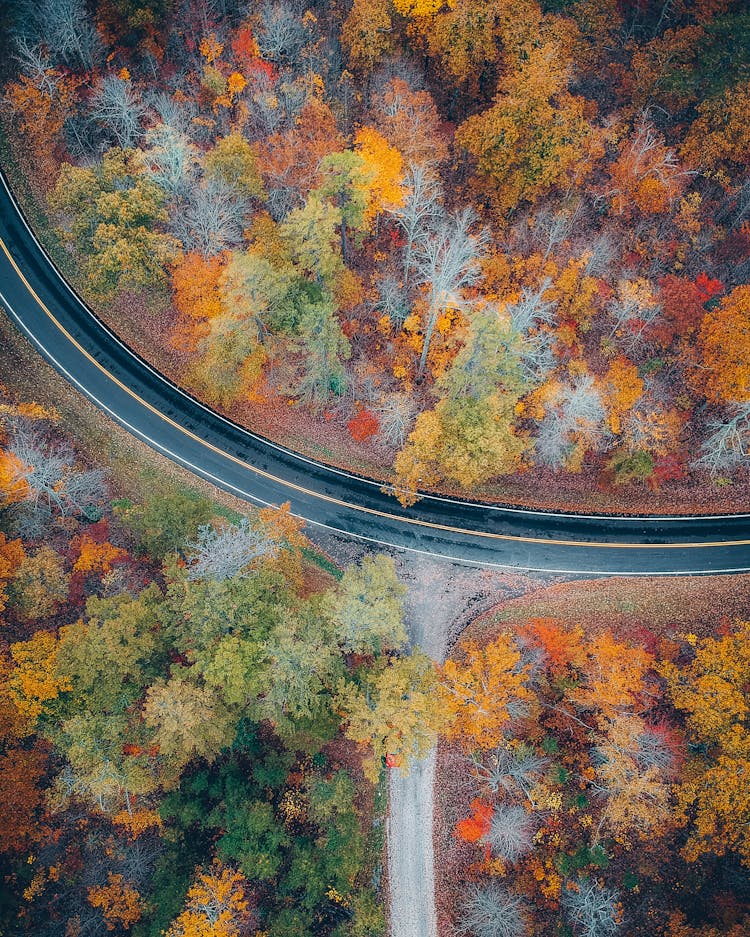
top-left (2, 0), bottom-right (750, 936)
top-left (3, 0), bottom-right (750, 507)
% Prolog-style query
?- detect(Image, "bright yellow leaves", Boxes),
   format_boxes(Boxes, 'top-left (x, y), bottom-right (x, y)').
top-left (602, 358), bottom-right (644, 435)
top-left (392, 0), bottom-right (443, 17)
top-left (354, 127), bottom-right (405, 225)
top-left (166, 864), bottom-right (251, 937)
top-left (8, 631), bottom-right (71, 726)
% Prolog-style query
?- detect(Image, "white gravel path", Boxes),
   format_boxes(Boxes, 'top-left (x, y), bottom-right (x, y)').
top-left (385, 555), bottom-right (545, 937)
top-left (387, 748), bottom-right (439, 937)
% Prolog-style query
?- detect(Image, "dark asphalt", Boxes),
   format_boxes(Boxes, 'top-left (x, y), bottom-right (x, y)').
top-left (1, 170), bottom-right (749, 575)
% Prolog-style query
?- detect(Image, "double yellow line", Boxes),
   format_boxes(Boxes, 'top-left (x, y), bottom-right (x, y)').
top-left (1, 234), bottom-right (748, 555)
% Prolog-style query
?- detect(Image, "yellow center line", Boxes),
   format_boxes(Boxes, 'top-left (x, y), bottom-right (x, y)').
top-left (2, 235), bottom-right (749, 552)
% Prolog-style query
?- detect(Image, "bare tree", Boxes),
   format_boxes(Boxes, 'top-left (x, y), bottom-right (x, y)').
top-left (374, 275), bottom-right (410, 328)
top-left (148, 91), bottom-right (197, 137)
top-left (187, 517), bottom-right (279, 581)
top-left (171, 180), bottom-right (248, 255)
top-left (608, 279), bottom-right (662, 350)
top-left (695, 404), bottom-right (750, 474)
top-left (256, 1), bottom-right (310, 65)
top-left (13, 38), bottom-right (59, 94)
top-left (470, 744), bottom-right (549, 801)
top-left (562, 879), bottom-right (622, 937)
top-left (90, 75), bottom-right (147, 149)
top-left (535, 376), bottom-right (609, 469)
top-left (15, 0), bottom-right (102, 71)
top-left (506, 282), bottom-right (556, 334)
top-left (485, 805), bottom-right (536, 863)
top-left (461, 883), bottom-right (528, 937)
top-left (7, 424), bottom-right (107, 533)
top-left (389, 163), bottom-right (443, 293)
top-left (376, 393), bottom-right (417, 448)
top-left (143, 124), bottom-right (198, 198)
top-left (414, 208), bottom-right (489, 378)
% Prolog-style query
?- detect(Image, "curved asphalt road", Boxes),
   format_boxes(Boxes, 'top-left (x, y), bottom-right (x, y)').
top-left (1, 171), bottom-right (749, 576)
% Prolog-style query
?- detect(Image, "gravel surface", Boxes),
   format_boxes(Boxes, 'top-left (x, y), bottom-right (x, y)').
top-left (385, 553), bottom-right (553, 937)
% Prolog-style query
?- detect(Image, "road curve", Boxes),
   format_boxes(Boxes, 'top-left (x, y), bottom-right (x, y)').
top-left (1, 169), bottom-right (750, 576)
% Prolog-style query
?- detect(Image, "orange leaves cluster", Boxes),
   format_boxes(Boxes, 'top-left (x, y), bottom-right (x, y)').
top-left (607, 121), bottom-right (685, 217)
top-left (72, 534), bottom-right (127, 575)
top-left (347, 409), bottom-right (379, 442)
top-left (519, 617), bottom-right (585, 673)
top-left (171, 252), bottom-right (227, 353)
top-left (602, 357), bottom-right (644, 436)
top-left (440, 634), bottom-right (533, 751)
top-left (696, 284), bottom-right (750, 404)
top-left (166, 864), bottom-right (252, 937)
top-left (0, 532), bottom-right (25, 614)
top-left (0, 648), bottom-right (49, 856)
top-left (0, 449), bottom-right (30, 507)
top-left (255, 98), bottom-right (345, 201)
top-left (374, 78), bottom-right (448, 167)
top-left (88, 873), bottom-right (143, 931)
top-left (5, 74), bottom-right (80, 185)
top-left (454, 798), bottom-right (493, 844)
top-left (112, 808), bottom-right (163, 838)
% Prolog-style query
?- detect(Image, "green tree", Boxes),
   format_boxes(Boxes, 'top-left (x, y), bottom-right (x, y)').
top-left (204, 132), bottom-right (266, 199)
top-left (49, 148), bottom-right (180, 295)
top-left (115, 487), bottom-right (214, 560)
top-left (56, 585), bottom-right (167, 714)
top-left (325, 555), bottom-right (407, 655)
top-left (143, 672), bottom-right (235, 779)
top-left (335, 650), bottom-right (444, 780)
top-left (281, 194), bottom-right (344, 287)
top-left (290, 294), bottom-right (351, 409)
top-left (318, 150), bottom-right (373, 259)
top-left (9, 545), bottom-right (69, 621)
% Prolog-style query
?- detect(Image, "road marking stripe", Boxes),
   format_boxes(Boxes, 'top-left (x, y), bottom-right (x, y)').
top-left (2, 223), bottom-right (750, 553)
top-left (3, 173), bottom-right (750, 522)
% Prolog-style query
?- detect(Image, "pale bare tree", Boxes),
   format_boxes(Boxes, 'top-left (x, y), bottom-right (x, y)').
top-left (414, 208), bottom-right (489, 378)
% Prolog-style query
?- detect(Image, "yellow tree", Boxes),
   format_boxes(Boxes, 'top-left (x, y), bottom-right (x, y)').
top-left (354, 126), bottom-right (405, 226)
top-left (661, 621), bottom-right (750, 865)
top-left (8, 631), bottom-right (71, 727)
top-left (695, 284), bottom-right (750, 404)
top-left (166, 863), bottom-right (252, 937)
top-left (393, 393), bottom-right (529, 501)
top-left (602, 357), bottom-right (644, 436)
top-left (440, 634), bottom-right (534, 751)
top-left (456, 37), bottom-right (602, 214)
top-left (341, 0), bottom-right (395, 73)
top-left (335, 651), bottom-right (444, 781)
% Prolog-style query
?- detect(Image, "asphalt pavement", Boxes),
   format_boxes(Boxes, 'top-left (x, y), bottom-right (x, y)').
top-left (1, 169), bottom-right (749, 576)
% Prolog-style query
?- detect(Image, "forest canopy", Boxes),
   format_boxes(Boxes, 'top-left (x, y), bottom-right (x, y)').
top-left (4, 0), bottom-right (750, 506)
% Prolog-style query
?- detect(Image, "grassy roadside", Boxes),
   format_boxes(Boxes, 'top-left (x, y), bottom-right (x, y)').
top-left (461, 571), bottom-right (750, 647)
